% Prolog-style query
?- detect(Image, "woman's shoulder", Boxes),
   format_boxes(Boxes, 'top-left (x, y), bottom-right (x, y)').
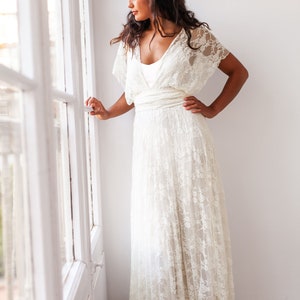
top-left (189, 25), bottom-right (215, 44)
top-left (187, 25), bottom-right (226, 52)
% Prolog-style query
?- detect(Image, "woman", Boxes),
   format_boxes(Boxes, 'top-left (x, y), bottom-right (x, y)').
top-left (86, 0), bottom-right (248, 299)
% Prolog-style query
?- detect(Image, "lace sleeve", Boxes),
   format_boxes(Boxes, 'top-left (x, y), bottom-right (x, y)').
top-left (167, 26), bottom-right (230, 95)
top-left (191, 26), bottom-right (229, 67)
top-left (112, 42), bottom-right (127, 88)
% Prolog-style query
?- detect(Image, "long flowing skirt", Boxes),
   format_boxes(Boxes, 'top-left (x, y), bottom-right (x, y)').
top-left (129, 105), bottom-right (234, 300)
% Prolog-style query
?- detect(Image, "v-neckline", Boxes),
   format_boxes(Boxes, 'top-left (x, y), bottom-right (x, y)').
top-left (138, 28), bottom-right (184, 66)
top-left (137, 28), bottom-right (184, 88)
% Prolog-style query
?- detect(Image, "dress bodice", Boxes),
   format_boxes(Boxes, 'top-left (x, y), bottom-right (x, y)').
top-left (112, 25), bottom-right (229, 107)
top-left (140, 59), bottom-right (162, 88)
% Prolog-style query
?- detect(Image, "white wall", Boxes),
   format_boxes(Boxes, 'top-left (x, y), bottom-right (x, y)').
top-left (92, 0), bottom-right (300, 299)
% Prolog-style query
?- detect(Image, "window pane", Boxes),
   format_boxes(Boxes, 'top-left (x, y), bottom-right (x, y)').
top-left (47, 0), bottom-right (66, 90)
top-left (0, 81), bottom-right (33, 300)
top-left (53, 100), bottom-right (74, 266)
top-left (0, 0), bottom-right (20, 71)
top-left (85, 117), bottom-right (94, 230)
top-left (80, 0), bottom-right (95, 230)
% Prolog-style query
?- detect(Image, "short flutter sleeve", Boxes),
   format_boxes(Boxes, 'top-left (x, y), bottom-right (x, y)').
top-left (112, 42), bottom-right (127, 89)
top-left (190, 26), bottom-right (229, 67)
top-left (167, 26), bottom-right (230, 95)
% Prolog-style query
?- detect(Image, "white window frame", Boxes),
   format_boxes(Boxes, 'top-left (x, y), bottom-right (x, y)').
top-left (79, 0), bottom-right (104, 266)
top-left (0, 0), bottom-right (104, 299)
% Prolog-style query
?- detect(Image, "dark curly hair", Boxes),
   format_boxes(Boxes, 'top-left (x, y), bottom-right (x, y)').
top-left (110, 0), bottom-right (209, 50)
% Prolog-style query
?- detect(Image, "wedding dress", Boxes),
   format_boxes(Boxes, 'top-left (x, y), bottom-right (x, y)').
top-left (113, 25), bottom-right (234, 300)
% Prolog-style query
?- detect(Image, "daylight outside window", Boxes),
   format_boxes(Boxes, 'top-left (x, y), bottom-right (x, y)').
top-left (0, 1), bottom-right (33, 299)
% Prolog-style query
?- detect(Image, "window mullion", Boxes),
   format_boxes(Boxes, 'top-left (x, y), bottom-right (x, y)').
top-left (52, 89), bottom-right (77, 103)
top-left (0, 64), bottom-right (36, 91)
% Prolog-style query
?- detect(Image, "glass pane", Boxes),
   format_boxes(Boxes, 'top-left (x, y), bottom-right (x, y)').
top-left (0, 81), bottom-right (33, 299)
top-left (53, 100), bottom-right (74, 266)
top-left (85, 117), bottom-right (94, 230)
top-left (0, 0), bottom-right (20, 71)
top-left (47, 0), bottom-right (66, 90)
top-left (80, 0), bottom-right (95, 230)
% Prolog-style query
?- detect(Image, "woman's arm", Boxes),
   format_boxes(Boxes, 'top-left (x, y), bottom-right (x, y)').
top-left (85, 92), bottom-right (134, 120)
top-left (183, 53), bottom-right (249, 118)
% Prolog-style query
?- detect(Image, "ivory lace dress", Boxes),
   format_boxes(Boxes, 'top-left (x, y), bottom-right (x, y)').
top-left (113, 25), bottom-right (234, 300)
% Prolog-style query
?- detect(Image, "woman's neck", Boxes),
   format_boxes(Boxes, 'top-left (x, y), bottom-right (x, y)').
top-left (149, 17), bottom-right (181, 35)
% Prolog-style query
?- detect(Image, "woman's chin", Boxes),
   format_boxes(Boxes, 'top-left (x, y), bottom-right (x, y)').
top-left (133, 15), bottom-right (148, 22)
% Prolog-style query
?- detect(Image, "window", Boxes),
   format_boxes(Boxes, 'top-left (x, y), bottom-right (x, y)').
top-left (0, 0), bottom-right (104, 299)
top-left (47, 0), bottom-right (75, 274)
top-left (53, 99), bottom-right (74, 268)
top-left (79, 0), bottom-right (104, 270)
top-left (0, 80), bottom-right (33, 300)
top-left (0, 2), bottom-right (33, 298)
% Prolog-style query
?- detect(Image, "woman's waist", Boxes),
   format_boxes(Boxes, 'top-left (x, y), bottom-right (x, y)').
top-left (133, 88), bottom-right (188, 112)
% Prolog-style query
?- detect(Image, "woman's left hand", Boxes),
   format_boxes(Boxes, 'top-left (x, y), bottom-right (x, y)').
top-left (183, 96), bottom-right (217, 118)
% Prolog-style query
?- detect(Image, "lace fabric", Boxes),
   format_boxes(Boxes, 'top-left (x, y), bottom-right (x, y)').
top-left (112, 25), bottom-right (234, 300)
top-left (130, 108), bottom-right (234, 300)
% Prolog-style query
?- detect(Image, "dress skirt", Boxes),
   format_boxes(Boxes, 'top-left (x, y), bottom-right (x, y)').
top-left (129, 104), bottom-right (234, 300)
